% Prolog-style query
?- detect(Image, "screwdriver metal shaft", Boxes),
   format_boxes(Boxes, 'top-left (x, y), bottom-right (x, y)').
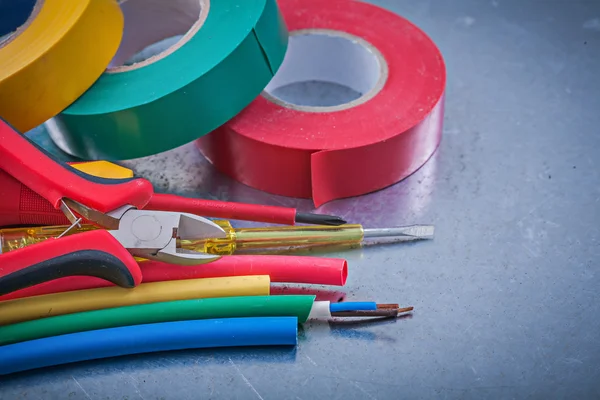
top-left (363, 225), bottom-right (435, 240)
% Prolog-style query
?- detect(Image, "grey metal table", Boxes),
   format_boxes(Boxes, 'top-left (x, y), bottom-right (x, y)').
top-left (2, 0), bottom-right (600, 398)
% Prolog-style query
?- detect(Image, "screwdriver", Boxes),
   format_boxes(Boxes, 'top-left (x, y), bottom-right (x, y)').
top-left (182, 221), bottom-right (434, 255)
top-left (0, 222), bottom-right (434, 256)
top-left (0, 168), bottom-right (346, 227)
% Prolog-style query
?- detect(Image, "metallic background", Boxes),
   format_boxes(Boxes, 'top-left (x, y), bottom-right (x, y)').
top-left (2, 0), bottom-right (600, 398)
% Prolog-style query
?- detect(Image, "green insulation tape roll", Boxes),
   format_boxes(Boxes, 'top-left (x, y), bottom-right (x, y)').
top-left (46, 0), bottom-right (288, 160)
top-left (0, 295), bottom-right (316, 345)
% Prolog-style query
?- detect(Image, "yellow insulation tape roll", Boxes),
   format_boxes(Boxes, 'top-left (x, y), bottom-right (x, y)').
top-left (0, 0), bottom-right (123, 132)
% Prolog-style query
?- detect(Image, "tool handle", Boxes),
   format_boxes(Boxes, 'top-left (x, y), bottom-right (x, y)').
top-left (148, 194), bottom-right (297, 225)
top-left (0, 160), bottom-right (296, 226)
top-left (0, 169), bottom-right (70, 227)
top-left (179, 222), bottom-right (365, 256)
top-left (0, 120), bottom-right (154, 212)
top-left (0, 230), bottom-right (142, 296)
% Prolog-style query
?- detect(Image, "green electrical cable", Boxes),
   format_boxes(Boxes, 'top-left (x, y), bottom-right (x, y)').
top-left (0, 295), bottom-right (315, 346)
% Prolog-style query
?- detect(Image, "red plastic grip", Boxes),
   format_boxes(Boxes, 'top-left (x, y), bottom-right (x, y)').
top-left (0, 170), bottom-right (70, 227)
top-left (148, 194), bottom-right (297, 225)
top-left (0, 230), bottom-right (142, 286)
top-left (0, 120), bottom-right (154, 212)
top-left (0, 170), bottom-right (299, 227)
top-left (0, 181), bottom-right (298, 228)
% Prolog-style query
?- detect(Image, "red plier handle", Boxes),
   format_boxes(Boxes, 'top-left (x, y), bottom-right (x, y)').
top-left (0, 230), bottom-right (142, 296)
top-left (0, 119), bottom-right (154, 214)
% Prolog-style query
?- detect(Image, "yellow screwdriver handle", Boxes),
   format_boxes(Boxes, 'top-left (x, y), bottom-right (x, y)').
top-left (178, 220), bottom-right (365, 255)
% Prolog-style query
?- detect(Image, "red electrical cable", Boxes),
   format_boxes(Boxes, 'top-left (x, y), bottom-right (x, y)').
top-left (0, 255), bottom-right (348, 301)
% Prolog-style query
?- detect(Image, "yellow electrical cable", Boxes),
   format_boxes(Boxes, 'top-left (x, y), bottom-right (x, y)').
top-left (0, 0), bottom-right (123, 132)
top-left (0, 275), bottom-right (270, 326)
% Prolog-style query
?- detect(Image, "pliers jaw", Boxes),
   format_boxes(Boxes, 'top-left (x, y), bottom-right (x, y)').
top-left (108, 210), bottom-right (227, 265)
top-left (64, 199), bottom-right (227, 265)
top-left (150, 245), bottom-right (222, 265)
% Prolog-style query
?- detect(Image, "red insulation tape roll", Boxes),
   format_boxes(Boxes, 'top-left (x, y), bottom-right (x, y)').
top-left (197, 0), bottom-right (446, 207)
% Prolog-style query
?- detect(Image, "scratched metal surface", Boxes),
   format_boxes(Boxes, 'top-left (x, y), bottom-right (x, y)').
top-left (3, 0), bottom-right (600, 398)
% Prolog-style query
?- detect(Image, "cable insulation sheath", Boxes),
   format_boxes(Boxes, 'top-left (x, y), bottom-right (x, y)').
top-left (0, 317), bottom-right (298, 375)
top-left (0, 276), bottom-right (270, 325)
top-left (0, 295), bottom-right (314, 345)
top-left (0, 256), bottom-right (346, 301)
top-left (308, 301), bottom-right (331, 319)
top-left (330, 302), bottom-right (376, 313)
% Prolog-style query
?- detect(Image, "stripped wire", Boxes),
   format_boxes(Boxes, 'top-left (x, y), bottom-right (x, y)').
top-left (309, 301), bottom-right (414, 319)
top-left (331, 303), bottom-right (413, 318)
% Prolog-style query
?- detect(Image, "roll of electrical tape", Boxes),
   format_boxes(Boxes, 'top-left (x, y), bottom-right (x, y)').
top-left (0, 0), bottom-right (124, 133)
top-left (197, 0), bottom-right (446, 207)
top-left (46, 0), bottom-right (288, 161)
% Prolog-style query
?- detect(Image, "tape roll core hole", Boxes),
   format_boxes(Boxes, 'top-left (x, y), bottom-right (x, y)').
top-left (263, 30), bottom-right (387, 112)
top-left (0, 0), bottom-right (42, 47)
top-left (107, 0), bottom-right (209, 71)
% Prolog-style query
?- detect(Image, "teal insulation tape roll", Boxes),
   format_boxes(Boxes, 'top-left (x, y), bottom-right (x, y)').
top-left (46, 0), bottom-right (288, 160)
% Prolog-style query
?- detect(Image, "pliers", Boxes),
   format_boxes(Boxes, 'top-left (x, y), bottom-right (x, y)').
top-left (0, 119), bottom-right (227, 296)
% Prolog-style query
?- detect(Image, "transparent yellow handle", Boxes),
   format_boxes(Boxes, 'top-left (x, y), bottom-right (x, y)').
top-left (178, 220), bottom-right (365, 255)
top-left (0, 225), bottom-right (95, 254)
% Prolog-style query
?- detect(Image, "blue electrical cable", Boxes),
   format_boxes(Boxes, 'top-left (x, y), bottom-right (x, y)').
top-left (0, 317), bottom-right (298, 376)
top-left (330, 302), bottom-right (377, 312)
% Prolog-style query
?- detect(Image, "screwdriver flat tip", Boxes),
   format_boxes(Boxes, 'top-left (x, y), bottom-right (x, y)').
top-left (295, 212), bottom-right (347, 226)
top-left (362, 225), bottom-right (435, 240)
